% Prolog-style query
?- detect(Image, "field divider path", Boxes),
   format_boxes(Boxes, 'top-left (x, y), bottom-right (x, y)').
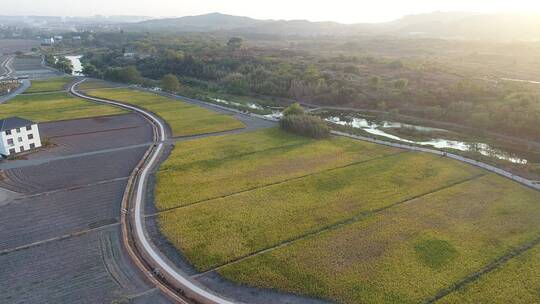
top-left (71, 78), bottom-right (241, 304)
top-left (425, 235), bottom-right (540, 304)
top-left (0, 222), bottom-right (119, 256)
top-left (20, 90), bottom-right (68, 95)
top-left (149, 151), bottom-right (409, 217)
top-left (192, 173), bottom-right (487, 277)
top-left (9, 176), bottom-right (130, 201)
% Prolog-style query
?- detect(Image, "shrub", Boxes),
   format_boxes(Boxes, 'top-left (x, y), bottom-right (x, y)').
top-left (161, 73), bottom-right (181, 92)
top-left (283, 102), bottom-right (305, 116)
top-left (279, 114), bottom-right (330, 139)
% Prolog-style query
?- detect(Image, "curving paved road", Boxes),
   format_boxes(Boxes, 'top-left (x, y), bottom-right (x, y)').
top-left (0, 55), bottom-right (14, 77)
top-left (71, 78), bottom-right (240, 304)
top-left (0, 55), bottom-right (31, 104)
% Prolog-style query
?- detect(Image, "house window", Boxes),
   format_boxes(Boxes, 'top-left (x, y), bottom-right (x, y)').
top-left (9, 148), bottom-right (15, 155)
top-left (5, 130), bottom-right (11, 135)
top-left (30, 143), bottom-right (36, 149)
top-left (19, 146), bottom-right (24, 152)
top-left (18, 137), bottom-right (23, 142)
top-left (16, 128), bottom-right (20, 133)
top-left (28, 134), bottom-right (34, 140)
top-left (26, 125), bottom-right (32, 131)
top-left (7, 139), bottom-right (14, 145)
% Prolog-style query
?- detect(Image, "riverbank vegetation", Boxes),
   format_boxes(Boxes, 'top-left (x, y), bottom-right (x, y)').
top-left (44, 54), bottom-right (73, 75)
top-left (84, 88), bottom-right (245, 136)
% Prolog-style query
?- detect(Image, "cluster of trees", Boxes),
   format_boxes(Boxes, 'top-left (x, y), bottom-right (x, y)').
top-left (280, 103), bottom-right (330, 139)
top-left (379, 79), bottom-right (540, 140)
top-left (44, 54), bottom-right (73, 74)
top-left (80, 36), bottom-right (362, 106)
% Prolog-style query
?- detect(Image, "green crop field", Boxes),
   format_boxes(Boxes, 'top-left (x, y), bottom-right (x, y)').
top-left (77, 79), bottom-right (126, 90)
top-left (159, 128), bottom-right (312, 168)
top-left (436, 244), bottom-right (540, 304)
top-left (24, 76), bottom-right (73, 94)
top-left (156, 133), bottom-right (402, 210)
top-left (217, 174), bottom-right (540, 304)
top-left (85, 88), bottom-right (245, 136)
top-left (155, 128), bottom-right (540, 304)
top-left (0, 92), bottom-right (126, 122)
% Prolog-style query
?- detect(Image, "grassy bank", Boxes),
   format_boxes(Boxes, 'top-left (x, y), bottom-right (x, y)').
top-left (84, 88), bottom-right (245, 137)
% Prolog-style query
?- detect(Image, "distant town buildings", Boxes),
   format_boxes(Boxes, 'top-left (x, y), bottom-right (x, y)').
top-left (0, 117), bottom-right (42, 157)
top-left (41, 37), bottom-right (54, 46)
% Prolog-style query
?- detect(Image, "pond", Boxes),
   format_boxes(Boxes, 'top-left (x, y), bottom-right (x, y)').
top-left (323, 114), bottom-right (529, 165)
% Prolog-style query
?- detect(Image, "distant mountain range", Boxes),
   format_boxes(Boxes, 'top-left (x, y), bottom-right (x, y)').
top-left (127, 12), bottom-right (540, 41)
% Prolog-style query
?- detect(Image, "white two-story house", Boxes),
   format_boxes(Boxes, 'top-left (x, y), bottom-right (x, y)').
top-left (0, 117), bottom-right (42, 157)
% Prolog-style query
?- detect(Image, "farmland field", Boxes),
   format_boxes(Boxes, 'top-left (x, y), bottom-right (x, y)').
top-left (436, 243), bottom-right (540, 304)
top-left (76, 79), bottom-right (126, 90)
top-left (155, 127), bottom-right (540, 304)
top-left (218, 174), bottom-right (540, 304)
top-left (24, 76), bottom-right (73, 94)
top-left (0, 92), bottom-right (126, 122)
top-left (156, 130), bottom-right (402, 210)
top-left (85, 88), bottom-right (245, 137)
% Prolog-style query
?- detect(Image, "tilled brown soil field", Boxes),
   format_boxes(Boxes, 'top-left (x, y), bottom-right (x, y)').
top-left (12, 56), bottom-right (63, 79)
top-left (35, 113), bottom-right (153, 157)
top-left (0, 114), bottom-right (171, 303)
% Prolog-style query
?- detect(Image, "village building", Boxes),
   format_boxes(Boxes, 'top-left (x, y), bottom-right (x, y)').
top-left (0, 117), bottom-right (42, 157)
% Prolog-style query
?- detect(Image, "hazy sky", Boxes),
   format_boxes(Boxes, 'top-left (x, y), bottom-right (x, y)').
top-left (4, 0), bottom-right (540, 23)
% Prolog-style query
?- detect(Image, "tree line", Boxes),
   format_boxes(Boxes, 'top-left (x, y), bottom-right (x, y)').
top-left (76, 32), bottom-right (540, 141)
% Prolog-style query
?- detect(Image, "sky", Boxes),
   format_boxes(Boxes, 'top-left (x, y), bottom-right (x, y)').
top-left (4, 0), bottom-right (540, 23)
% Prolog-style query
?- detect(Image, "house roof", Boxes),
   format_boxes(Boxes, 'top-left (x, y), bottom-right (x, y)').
top-left (0, 117), bottom-right (35, 132)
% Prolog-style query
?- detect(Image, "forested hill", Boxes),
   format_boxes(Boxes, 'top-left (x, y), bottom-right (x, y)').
top-left (126, 12), bottom-right (540, 41)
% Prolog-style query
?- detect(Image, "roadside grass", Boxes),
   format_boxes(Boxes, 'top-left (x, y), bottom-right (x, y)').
top-left (24, 76), bottom-right (73, 94)
top-left (217, 174), bottom-right (540, 304)
top-left (155, 134), bottom-right (400, 209)
top-left (84, 88), bottom-right (245, 136)
top-left (0, 92), bottom-right (126, 122)
top-left (158, 151), bottom-right (481, 271)
top-left (436, 244), bottom-right (540, 304)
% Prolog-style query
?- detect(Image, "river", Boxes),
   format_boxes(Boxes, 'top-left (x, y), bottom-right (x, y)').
top-left (322, 114), bottom-right (529, 165)
top-left (64, 55), bottom-right (83, 76)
